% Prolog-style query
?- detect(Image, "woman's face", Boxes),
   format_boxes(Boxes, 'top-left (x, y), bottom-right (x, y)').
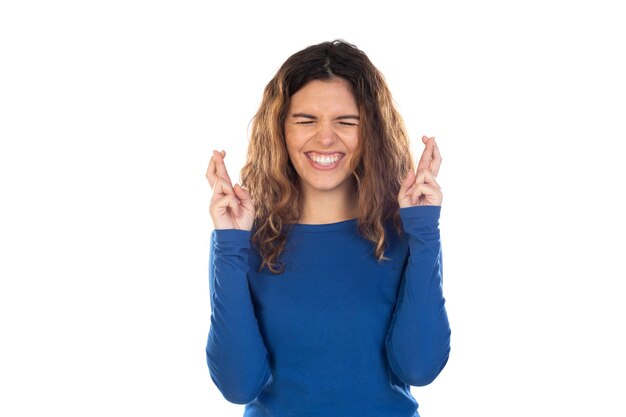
top-left (284, 77), bottom-right (360, 198)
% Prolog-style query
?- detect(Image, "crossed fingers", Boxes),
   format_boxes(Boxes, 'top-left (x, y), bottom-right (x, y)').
top-left (206, 150), bottom-right (232, 189)
top-left (416, 136), bottom-right (442, 178)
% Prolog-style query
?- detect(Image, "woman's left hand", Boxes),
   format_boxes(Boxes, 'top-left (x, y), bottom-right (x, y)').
top-left (398, 136), bottom-right (443, 208)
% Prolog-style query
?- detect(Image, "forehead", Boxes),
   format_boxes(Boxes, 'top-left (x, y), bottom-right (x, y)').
top-left (289, 78), bottom-right (358, 111)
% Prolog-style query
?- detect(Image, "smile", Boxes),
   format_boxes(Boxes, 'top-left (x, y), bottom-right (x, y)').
top-left (305, 152), bottom-right (344, 166)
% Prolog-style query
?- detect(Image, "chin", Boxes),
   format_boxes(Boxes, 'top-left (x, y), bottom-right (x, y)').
top-left (306, 177), bottom-right (355, 193)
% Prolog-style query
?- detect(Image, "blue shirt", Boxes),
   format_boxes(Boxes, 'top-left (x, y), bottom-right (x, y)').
top-left (206, 205), bottom-right (450, 417)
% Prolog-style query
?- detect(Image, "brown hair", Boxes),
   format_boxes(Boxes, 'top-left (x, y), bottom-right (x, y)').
top-left (241, 40), bottom-right (413, 273)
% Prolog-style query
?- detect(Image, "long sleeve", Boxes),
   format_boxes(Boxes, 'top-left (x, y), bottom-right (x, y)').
top-left (206, 229), bottom-right (272, 404)
top-left (385, 205), bottom-right (451, 387)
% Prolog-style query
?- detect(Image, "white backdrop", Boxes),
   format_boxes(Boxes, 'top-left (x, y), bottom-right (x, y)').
top-left (1, 1), bottom-right (625, 416)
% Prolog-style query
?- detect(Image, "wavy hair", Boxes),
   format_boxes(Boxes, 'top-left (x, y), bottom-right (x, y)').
top-left (241, 40), bottom-right (413, 273)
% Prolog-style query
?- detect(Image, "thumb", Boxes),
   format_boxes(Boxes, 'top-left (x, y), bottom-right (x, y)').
top-left (233, 184), bottom-right (254, 212)
top-left (398, 170), bottom-right (416, 197)
top-left (398, 170), bottom-right (416, 208)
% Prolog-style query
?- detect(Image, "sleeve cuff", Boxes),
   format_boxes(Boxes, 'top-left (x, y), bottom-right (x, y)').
top-left (399, 205), bottom-right (441, 222)
top-left (399, 205), bottom-right (441, 236)
top-left (213, 229), bottom-right (252, 249)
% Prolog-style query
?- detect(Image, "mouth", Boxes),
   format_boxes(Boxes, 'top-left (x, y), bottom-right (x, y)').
top-left (305, 152), bottom-right (345, 167)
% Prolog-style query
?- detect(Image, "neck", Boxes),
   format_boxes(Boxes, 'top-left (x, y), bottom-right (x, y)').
top-left (298, 184), bottom-right (358, 225)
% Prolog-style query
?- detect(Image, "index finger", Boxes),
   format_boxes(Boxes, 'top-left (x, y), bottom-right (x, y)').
top-left (206, 156), bottom-right (216, 188)
top-left (213, 150), bottom-right (233, 185)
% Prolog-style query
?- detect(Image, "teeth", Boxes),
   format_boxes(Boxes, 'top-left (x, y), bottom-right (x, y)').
top-left (308, 153), bottom-right (341, 165)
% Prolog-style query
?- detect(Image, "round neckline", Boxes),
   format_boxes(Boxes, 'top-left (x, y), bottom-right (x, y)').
top-left (291, 217), bottom-right (357, 232)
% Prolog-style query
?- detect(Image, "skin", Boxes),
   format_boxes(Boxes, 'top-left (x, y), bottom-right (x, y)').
top-left (283, 78), bottom-right (360, 224)
top-left (206, 82), bottom-right (443, 231)
top-left (399, 135), bottom-right (443, 208)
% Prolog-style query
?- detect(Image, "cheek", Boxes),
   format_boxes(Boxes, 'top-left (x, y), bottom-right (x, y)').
top-left (284, 136), bottom-right (302, 168)
top-left (346, 134), bottom-right (361, 169)
top-left (285, 129), bottom-right (307, 153)
top-left (347, 132), bottom-right (360, 153)
top-left (284, 129), bottom-right (296, 152)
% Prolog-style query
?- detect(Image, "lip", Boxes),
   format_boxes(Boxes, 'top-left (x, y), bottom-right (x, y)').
top-left (304, 151), bottom-right (345, 156)
top-left (304, 151), bottom-right (345, 170)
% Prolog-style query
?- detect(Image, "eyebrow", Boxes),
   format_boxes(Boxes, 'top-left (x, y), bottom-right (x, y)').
top-left (291, 113), bottom-right (360, 121)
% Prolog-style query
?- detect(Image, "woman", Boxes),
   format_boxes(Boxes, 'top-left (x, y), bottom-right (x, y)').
top-left (205, 40), bottom-right (450, 417)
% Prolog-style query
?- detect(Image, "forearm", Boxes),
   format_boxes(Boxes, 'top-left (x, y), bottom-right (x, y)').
top-left (386, 205), bottom-right (451, 386)
top-left (206, 230), bottom-right (271, 404)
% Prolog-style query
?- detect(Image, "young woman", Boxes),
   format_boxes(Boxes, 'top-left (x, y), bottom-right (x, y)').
top-left (205, 40), bottom-right (450, 417)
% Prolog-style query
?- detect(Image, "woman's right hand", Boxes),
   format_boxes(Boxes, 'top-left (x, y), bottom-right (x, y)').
top-left (206, 150), bottom-right (255, 231)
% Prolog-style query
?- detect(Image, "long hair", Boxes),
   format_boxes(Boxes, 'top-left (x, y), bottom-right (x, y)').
top-left (240, 40), bottom-right (413, 273)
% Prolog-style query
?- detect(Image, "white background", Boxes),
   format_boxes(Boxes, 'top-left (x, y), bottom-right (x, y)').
top-left (1, 1), bottom-right (625, 416)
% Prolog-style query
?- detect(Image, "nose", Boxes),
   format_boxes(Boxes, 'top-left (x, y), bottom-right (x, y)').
top-left (315, 121), bottom-right (337, 147)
